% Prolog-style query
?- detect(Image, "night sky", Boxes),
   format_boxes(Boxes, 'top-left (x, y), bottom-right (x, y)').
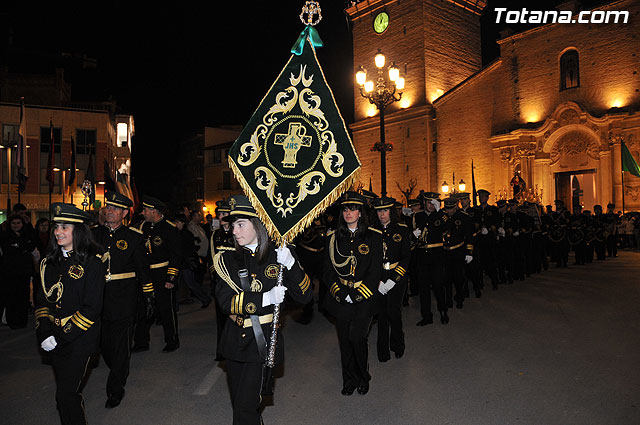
top-left (1, 0), bottom-right (602, 198)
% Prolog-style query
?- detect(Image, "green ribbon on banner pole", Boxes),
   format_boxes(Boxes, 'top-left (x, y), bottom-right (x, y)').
top-left (291, 25), bottom-right (324, 55)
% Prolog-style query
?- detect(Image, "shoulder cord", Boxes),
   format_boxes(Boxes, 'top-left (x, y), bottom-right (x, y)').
top-left (40, 258), bottom-right (63, 303)
top-left (329, 232), bottom-right (356, 278)
top-left (213, 252), bottom-right (241, 294)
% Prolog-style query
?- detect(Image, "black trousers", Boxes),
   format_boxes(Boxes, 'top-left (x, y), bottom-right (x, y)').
top-left (226, 360), bottom-right (263, 425)
top-left (101, 316), bottom-right (133, 398)
top-left (443, 249), bottom-right (465, 306)
top-left (336, 316), bottom-right (371, 388)
top-left (51, 346), bottom-right (92, 425)
top-left (478, 234), bottom-right (499, 286)
top-left (377, 280), bottom-right (406, 360)
top-left (497, 237), bottom-right (515, 284)
top-left (417, 249), bottom-right (446, 318)
top-left (134, 282), bottom-right (178, 347)
top-left (606, 235), bottom-right (618, 257)
top-left (0, 274), bottom-right (30, 329)
top-left (594, 240), bottom-right (606, 260)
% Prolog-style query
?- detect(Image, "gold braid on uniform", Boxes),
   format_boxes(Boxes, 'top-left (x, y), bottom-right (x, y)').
top-left (329, 232), bottom-right (356, 277)
top-left (213, 252), bottom-right (241, 294)
top-left (40, 258), bottom-right (63, 303)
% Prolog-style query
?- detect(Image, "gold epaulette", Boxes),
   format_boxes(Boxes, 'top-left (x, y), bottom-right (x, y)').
top-left (99, 252), bottom-right (110, 263)
top-left (130, 227), bottom-right (143, 234)
top-left (326, 229), bottom-right (336, 236)
top-left (398, 223), bottom-right (408, 227)
top-left (167, 220), bottom-right (176, 227)
top-left (368, 227), bottom-right (382, 234)
top-left (213, 252), bottom-right (241, 294)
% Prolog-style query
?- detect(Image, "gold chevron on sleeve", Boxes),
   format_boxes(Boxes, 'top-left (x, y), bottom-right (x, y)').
top-left (357, 285), bottom-right (373, 299)
top-left (330, 282), bottom-right (340, 297)
top-left (298, 275), bottom-right (311, 293)
top-left (395, 266), bottom-right (406, 277)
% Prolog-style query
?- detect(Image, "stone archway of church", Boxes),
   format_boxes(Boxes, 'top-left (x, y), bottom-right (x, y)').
top-left (554, 169), bottom-right (596, 213)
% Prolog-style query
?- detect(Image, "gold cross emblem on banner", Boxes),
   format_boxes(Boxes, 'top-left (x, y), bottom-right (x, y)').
top-left (274, 122), bottom-right (312, 168)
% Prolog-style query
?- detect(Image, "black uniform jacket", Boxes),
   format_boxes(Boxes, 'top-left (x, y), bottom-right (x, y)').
top-left (34, 252), bottom-right (107, 354)
top-left (214, 245), bottom-right (312, 363)
top-left (413, 210), bottom-right (446, 251)
top-left (323, 227), bottom-right (383, 320)
top-left (375, 221), bottom-right (410, 283)
top-left (473, 204), bottom-right (501, 233)
top-left (138, 218), bottom-right (181, 284)
top-left (443, 210), bottom-right (474, 256)
top-left (93, 225), bottom-right (153, 320)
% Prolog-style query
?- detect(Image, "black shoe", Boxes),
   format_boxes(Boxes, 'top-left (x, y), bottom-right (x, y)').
top-left (440, 311), bottom-right (449, 324)
top-left (341, 386), bottom-right (356, 396)
top-left (475, 291), bottom-right (482, 298)
top-left (131, 344), bottom-right (149, 353)
top-left (416, 317), bottom-right (433, 326)
top-left (162, 341), bottom-right (180, 352)
top-left (456, 302), bottom-right (463, 309)
top-left (214, 354), bottom-right (225, 361)
top-left (378, 355), bottom-right (390, 363)
top-left (447, 302), bottom-right (453, 309)
top-left (201, 301), bottom-right (211, 309)
top-left (357, 383), bottom-right (369, 395)
top-left (394, 350), bottom-right (404, 359)
top-left (105, 394), bottom-right (123, 408)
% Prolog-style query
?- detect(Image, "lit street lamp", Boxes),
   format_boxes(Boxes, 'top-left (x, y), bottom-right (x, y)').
top-left (441, 172), bottom-right (466, 195)
top-left (356, 49), bottom-right (405, 197)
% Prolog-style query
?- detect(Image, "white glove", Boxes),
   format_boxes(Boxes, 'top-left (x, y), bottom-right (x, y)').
top-left (413, 229), bottom-right (422, 238)
top-left (345, 295), bottom-right (353, 304)
top-left (431, 199), bottom-right (441, 212)
top-left (262, 285), bottom-right (288, 307)
top-left (275, 246), bottom-right (295, 270)
top-left (513, 231), bottom-right (520, 237)
top-left (465, 255), bottom-right (473, 264)
top-left (378, 281), bottom-right (388, 295)
top-left (384, 278), bottom-right (396, 292)
top-left (498, 227), bottom-right (506, 237)
top-left (41, 336), bottom-right (57, 352)
top-left (481, 227), bottom-right (488, 235)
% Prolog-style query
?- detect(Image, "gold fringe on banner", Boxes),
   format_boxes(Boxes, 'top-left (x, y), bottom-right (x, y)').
top-left (229, 157), bottom-right (360, 246)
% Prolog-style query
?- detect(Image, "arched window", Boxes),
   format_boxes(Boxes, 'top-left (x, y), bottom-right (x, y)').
top-left (560, 50), bottom-right (580, 91)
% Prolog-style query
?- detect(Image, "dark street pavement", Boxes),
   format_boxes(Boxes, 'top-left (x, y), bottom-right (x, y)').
top-left (2, 251), bottom-right (639, 425)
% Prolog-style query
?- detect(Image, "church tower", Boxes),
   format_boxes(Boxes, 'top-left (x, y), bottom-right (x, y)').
top-left (346, 0), bottom-right (487, 199)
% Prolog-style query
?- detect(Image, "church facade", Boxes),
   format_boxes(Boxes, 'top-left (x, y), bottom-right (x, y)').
top-left (347, 0), bottom-right (639, 212)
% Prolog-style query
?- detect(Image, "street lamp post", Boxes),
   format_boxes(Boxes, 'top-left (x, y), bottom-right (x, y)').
top-left (356, 49), bottom-right (405, 197)
top-left (441, 172), bottom-right (466, 196)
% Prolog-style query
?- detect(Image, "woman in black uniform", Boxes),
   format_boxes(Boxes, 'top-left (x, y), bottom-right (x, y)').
top-left (34, 203), bottom-right (105, 425)
top-left (323, 191), bottom-right (382, 395)
top-left (213, 195), bottom-right (312, 425)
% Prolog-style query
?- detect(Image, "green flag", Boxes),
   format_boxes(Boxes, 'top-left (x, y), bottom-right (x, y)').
top-left (229, 36), bottom-right (360, 244)
top-left (622, 141), bottom-right (640, 178)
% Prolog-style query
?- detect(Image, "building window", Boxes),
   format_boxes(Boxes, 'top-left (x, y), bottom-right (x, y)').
top-left (117, 123), bottom-right (128, 147)
top-left (560, 50), bottom-right (580, 91)
top-left (222, 171), bottom-right (231, 189)
top-left (213, 149), bottom-right (222, 164)
top-left (40, 127), bottom-right (62, 153)
top-left (2, 124), bottom-right (19, 148)
top-left (76, 129), bottom-right (96, 155)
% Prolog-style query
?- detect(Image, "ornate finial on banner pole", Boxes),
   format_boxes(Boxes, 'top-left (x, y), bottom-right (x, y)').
top-left (292, 1), bottom-right (324, 55)
top-left (300, 1), bottom-right (322, 26)
top-left (81, 180), bottom-right (92, 211)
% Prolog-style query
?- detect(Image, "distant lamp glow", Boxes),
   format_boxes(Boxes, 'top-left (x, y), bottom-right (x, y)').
top-left (458, 179), bottom-right (466, 192)
top-left (611, 99), bottom-right (623, 108)
top-left (395, 77), bottom-right (405, 90)
top-left (364, 80), bottom-right (374, 93)
top-left (441, 181), bottom-right (450, 194)
top-left (374, 50), bottom-right (385, 69)
top-left (388, 63), bottom-right (399, 82)
top-left (202, 206), bottom-right (208, 212)
top-left (366, 107), bottom-right (377, 117)
top-left (97, 181), bottom-right (106, 185)
top-left (53, 166), bottom-right (61, 172)
top-left (400, 98), bottom-right (411, 108)
top-left (356, 66), bottom-right (367, 86)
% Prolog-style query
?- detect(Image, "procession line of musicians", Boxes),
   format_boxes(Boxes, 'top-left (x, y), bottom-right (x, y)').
top-left (33, 188), bottom-right (622, 425)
